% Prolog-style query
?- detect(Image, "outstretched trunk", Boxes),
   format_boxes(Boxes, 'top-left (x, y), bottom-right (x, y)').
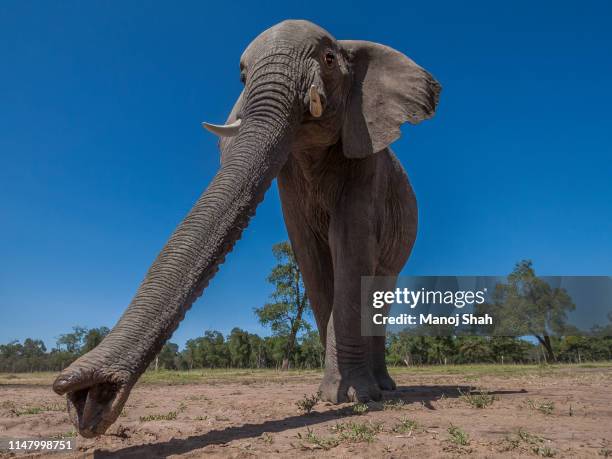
top-left (53, 50), bottom-right (302, 437)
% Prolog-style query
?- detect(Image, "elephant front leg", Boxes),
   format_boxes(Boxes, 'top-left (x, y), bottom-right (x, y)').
top-left (320, 218), bottom-right (381, 403)
top-left (320, 309), bottom-right (382, 403)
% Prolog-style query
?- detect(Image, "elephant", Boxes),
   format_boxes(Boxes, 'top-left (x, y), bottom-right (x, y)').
top-left (53, 19), bottom-right (441, 437)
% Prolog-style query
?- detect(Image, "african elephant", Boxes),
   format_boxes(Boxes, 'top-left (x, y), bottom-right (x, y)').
top-left (53, 19), bottom-right (440, 437)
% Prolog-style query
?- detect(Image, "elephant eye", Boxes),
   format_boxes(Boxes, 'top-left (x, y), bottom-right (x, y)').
top-left (324, 52), bottom-right (335, 67)
top-left (240, 72), bottom-right (246, 84)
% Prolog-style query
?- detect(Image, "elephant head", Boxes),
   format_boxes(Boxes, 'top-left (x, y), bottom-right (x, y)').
top-left (53, 19), bottom-right (440, 437)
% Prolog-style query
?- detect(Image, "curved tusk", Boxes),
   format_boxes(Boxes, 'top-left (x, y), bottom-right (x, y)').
top-left (202, 118), bottom-right (242, 137)
top-left (309, 85), bottom-right (323, 118)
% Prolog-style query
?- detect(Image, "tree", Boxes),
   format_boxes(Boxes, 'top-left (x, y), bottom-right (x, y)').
top-left (156, 342), bottom-right (179, 369)
top-left (297, 330), bottom-right (325, 368)
top-left (455, 336), bottom-right (493, 363)
top-left (228, 328), bottom-right (251, 368)
top-left (247, 333), bottom-right (268, 368)
top-left (56, 326), bottom-right (87, 354)
top-left (263, 335), bottom-right (288, 368)
top-left (22, 338), bottom-right (47, 372)
top-left (254, 242), bottom-right (311, 370)
top-left (0, 340), bottom-right (24, 372)
top-left (489, 336), bottom-right (528, 363)
top-left (489, 260), bottom-right (575, 362)
top-left (82, 327), bottom-right (110, 353)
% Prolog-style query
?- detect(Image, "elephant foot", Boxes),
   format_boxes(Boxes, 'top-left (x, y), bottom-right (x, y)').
top-left (373, 370), bottom-right (396, 391)
top-left (319, 367), bottom-right (382, 403)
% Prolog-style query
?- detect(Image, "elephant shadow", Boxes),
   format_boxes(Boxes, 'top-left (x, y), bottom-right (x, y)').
top-left (93, 385), bottom-right (527, 458)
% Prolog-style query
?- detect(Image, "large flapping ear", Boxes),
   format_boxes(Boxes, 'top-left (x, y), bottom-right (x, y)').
top-left (339, 40), bottom-right (441, 158)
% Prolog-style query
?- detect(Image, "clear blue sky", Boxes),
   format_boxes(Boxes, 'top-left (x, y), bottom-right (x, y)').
top-left (1, 1), bottom-right (610, 349)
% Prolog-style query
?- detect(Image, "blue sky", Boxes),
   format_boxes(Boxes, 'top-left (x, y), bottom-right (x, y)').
top-left (1, 1), bottom-right (611, 349)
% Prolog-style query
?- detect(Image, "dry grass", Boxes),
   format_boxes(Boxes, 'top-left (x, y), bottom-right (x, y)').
top-left (2, 362), bottom-right (611, 387)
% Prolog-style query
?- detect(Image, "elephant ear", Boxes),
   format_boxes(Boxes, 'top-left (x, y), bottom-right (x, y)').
top-left (339, 40), bottom-right (441, 158)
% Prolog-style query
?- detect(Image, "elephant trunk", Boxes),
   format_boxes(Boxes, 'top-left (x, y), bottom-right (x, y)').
top-left (53, 51), bottom-right (302, 437)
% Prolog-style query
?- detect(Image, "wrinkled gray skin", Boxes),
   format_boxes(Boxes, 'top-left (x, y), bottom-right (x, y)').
top-left (53, 20), bottom-right (440, 437)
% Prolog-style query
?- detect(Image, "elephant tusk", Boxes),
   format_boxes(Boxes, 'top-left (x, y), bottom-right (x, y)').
top-left (202, 118), bottom-right (242, 137)
top-left (309, 85), bottom-right (323, 118)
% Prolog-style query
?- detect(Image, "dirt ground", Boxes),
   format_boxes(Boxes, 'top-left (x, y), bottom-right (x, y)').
top-left (0, 364), bottom-right (611, 458)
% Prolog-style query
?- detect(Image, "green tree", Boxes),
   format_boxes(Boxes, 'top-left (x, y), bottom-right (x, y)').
top-left (297, 330), bottom-right (325, 368)
top-left (200, 330), bottom-right (230, 368)
top-left (264, 335), bottom-right (288, 368)
top-left (82, 327), bottom-right (110, 353)
top-left (455, 336), bottom-right (493, 363)
top-left (156, 342), bottom-right (179, 370)
top-left (489, 260), bottom-right (575, 362)
top-left (247, 333), bottom-right (268, 368)
top-left (0, 340), bottom-right (24, 372)
top-left (56, 326), bottom-right (87, 353)
top-left (427, 337), bottom-right (456, 364)
top-left (22, 338), bottom-right (47, 372)
top-left (489, 336), bottom-right (528, 363)
top-left (228, 327), bottom-right (251, 368)
top-left (254, 242), bottom-right (311, 370)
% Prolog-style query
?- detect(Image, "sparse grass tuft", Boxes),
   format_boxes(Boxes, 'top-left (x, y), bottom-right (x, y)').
top-left (139, 411), bottom-right (178, 422)
top-left (501, 428), bottom-right (556, 457)
top-left (383, 399), bottom-right (406, 410)
top-left (392, 417), bottom-right (418, 434)
top-left (448, 424), bottom-right (470, 446)
top-left (7, 402), bottom-right (65, 416)
top-left (296, 391), bottom-right (321, 414)
top-left (534, 446), bottom-right (557, 457)
top-left (50, 430), bottom-right (77, 439)
top-left (527, 399), bottom-right (555, 415)
top-left (41, 403), bottom-right (64, 411)
top-left (15, 406), bottom-right (43, 416)
top-left (296, 428), bottom-right (339, 450)
top-left (331, 420), bottom-right (383, 443)
top-left (459, 388), bottom-right (496, 408)
top-left (517, 428), bottom-right (542, 443)
top-left (352, 402), bottom-right (369, 415)
top-left (297, 420), bottom-right (383, 449)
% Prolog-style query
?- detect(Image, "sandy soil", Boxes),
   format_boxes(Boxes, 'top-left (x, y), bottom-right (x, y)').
top-left (0, 365), bottom-right (611, 458)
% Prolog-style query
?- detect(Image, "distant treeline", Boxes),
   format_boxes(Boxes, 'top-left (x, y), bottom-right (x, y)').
top-left (0, 326), bottom-right (109, 373)
top-left (386, 333), bottom-right (612, 366)
top-left (1, 325), bottom-right (610, 373)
